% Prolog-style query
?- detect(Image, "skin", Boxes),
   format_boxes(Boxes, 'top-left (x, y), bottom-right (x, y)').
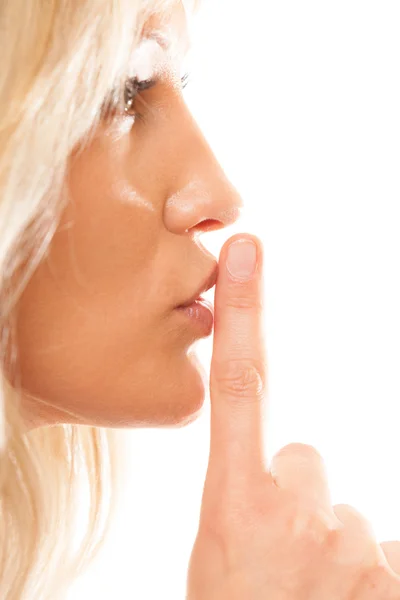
top-left (6, 1), bottom-right (400, 596)
top-left (9, 2), bottom-right (243, 430)
top-left (187, 234), bottom-right (400, 598)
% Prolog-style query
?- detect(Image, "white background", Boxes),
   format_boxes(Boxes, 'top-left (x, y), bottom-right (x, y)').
top-left (69, 1), bottom-right (400, 597)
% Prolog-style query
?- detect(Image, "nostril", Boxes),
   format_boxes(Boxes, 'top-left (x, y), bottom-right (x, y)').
top-left (196, 219), bottom-right (223, 233)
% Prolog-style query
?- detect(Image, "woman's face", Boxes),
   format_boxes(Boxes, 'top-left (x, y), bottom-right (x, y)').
top-left (11, 3), bottom-right (243, 430)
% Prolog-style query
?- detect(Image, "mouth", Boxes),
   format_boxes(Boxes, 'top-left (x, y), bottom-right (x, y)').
top-left (176, 296), bottom-right (213, 311)
top-left (175, 297), bottom-right (214, 334)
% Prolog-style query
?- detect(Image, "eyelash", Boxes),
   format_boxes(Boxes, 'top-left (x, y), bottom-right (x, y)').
top-left (102, 72), bottom-right (190, 122)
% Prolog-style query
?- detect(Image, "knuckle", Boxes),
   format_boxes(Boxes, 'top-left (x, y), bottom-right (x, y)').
top-left (275, 442), bottom-right (324, 462)
top-left (276, 496), bottom-right (338, 549)
top-left (292, 503), bottom-right (334, 541)
top-left (304, 516), bottom-right (336, 549)
top-left (332, 507), bottom-right (379, 568)
top-left (212, 358), bottom-right (266, 400)
top-left (333, 503), bottom-right (360, 518)
top-left (333, 503), bottom-right (372, 531)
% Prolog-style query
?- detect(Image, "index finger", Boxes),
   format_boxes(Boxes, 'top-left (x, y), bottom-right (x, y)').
top-left (206, 234), bottom-right (272, 492)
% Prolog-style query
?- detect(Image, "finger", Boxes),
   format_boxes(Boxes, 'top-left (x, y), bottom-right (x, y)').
top-left (270, 443), bottom-right (334, 512)
top-left (380, 541), bottom-right (400, 576)
top-left (205, 234), bottom-right (272, 493)
top-left (333, 503), bottom-right (381, 566)
top-left (327, 510), bottom-right (400, 599)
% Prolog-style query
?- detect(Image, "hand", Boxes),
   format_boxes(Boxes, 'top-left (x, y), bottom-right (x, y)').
top-left (186, 233), bottom-right (400, 599)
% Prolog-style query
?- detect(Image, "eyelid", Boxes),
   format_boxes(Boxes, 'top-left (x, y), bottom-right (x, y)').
top-left (101, 71), bottom-right (190, 121)
top-left (135, 78), bottom-right (157, 92)
top-left (126, 71), bottom-right (189, 98)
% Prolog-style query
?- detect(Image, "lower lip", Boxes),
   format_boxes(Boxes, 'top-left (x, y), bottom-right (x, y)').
top-left (175, 298), bottom-right (214, 334)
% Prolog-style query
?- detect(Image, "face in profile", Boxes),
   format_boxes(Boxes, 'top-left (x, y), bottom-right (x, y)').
top-left (10, 2), bottom-right (243, 430)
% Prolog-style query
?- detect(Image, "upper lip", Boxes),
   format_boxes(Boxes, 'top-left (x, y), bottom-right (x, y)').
top-left (177, 263), bottom-right (219, 308)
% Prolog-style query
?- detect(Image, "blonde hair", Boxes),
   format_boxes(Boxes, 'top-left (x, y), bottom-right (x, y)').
top-left (0, 0), bottom-right (193, 597)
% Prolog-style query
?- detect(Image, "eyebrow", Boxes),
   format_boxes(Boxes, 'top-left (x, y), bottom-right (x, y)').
top-left (147, 30), bottom-right (171, 51)
top-left (146, 28), bottom-right (190, 58)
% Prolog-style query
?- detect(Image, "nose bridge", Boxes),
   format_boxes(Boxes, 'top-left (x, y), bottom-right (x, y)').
top-left (164, 101), bottom-right (244, 219)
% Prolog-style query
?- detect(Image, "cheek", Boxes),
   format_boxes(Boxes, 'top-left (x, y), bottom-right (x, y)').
top-left (12, 262), bottom-right (206, 427)
top-left (62, 156), bottom-right (156, 285)
top-left (12, 252), bottom-right (147, 396)
top-left (9, 148), bottom-right (157, 400)
top-left (6, 132), bottom-right (206, 427)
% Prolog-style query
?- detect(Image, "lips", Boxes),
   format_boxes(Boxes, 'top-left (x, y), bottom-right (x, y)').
top-left (177, 264), bottom-right (218, 308)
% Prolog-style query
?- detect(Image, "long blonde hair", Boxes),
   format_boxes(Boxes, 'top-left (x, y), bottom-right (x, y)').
top-left (0, 1), bottom-right (191, 597)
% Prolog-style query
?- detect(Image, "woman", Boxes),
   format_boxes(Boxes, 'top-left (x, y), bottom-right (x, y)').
top-left (0, 0), bottom-right (399, 598)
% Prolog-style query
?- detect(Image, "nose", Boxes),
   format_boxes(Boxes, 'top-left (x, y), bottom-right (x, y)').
top-left (162, 100), bottom-right (244, 235)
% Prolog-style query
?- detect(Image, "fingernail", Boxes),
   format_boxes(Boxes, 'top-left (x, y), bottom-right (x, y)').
top-left (226, 239), bottom-right (257, 280)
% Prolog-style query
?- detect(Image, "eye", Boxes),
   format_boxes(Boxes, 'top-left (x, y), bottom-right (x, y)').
top-left (100, 72), bottom-right (191, 121)
top-left (123, 72), bottom-right (190, 117)
top-left (123, 77), bottom-right (157, 116)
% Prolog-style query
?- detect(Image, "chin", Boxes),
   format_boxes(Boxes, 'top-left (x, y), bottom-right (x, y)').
top-left (116, 395), bottom-right (205, 430)
top-left (152, 385), bottom-right (206, 430)
top-left (149, 352), bottom-right (208, 429)
top-left (76, 350), bottom-right (209, 430)
top-left (150, 408), bottom-right (203, 430)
